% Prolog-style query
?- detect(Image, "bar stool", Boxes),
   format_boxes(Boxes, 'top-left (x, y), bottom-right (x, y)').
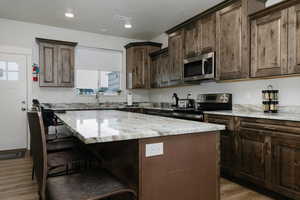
top-left (31, 111), bottom-right (136, 200)
top-left (28, 112), bottom-right (97, 178)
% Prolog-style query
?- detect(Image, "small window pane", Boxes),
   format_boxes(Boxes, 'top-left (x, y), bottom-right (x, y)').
top-left (99, 71), bottom-right (121, 95)
top-left (8, 62), bottom-right (19, 71)
top-left (7, 72), bottom-right (19, 80)
top-left (0, 70), bottom-right (6, 80)
top-left (0, 61), bottom-right (6, 70)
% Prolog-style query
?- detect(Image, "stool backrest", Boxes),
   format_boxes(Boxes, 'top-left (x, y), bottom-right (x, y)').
top-left (27, 111), bottom-right (48, 200)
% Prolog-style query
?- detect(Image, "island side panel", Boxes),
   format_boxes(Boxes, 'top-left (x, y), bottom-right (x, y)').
top-left (139, 131), bottom-right (220, 200)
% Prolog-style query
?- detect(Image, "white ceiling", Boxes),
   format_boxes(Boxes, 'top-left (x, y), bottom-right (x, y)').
top-left (0, 0), bottom-right (223, 40)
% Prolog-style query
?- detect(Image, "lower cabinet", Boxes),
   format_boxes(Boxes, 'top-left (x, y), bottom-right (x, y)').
top-left (238, 127), bottom-right (269, 187)
top-left (205, 114), bottom-right (300, 199)
top-left (204, 115), bottom-right (236, 176)
top-left (272, 133), bottom-right (300, 199)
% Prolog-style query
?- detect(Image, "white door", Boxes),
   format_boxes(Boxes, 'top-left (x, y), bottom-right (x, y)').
top-left (0, 53), bottom-right (27, 151)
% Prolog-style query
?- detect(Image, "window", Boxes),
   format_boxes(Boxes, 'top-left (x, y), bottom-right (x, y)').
top-left (75, 47), bottom-right (122, 96)
top-left (0, 61), bottom-right (19, 81)
top-left (75, 70), bottom-right (121, 96)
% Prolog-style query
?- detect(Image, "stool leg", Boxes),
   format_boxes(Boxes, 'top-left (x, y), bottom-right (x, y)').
top-left (32, 166), bottom-right (35, 180)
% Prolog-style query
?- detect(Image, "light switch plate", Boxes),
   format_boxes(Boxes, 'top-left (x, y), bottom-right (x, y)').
top-left (145, 142), bottom-right (164, 157)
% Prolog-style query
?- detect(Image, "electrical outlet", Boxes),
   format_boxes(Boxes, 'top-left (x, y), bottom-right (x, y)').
top-left (145, 142), bottom-right (164, 157)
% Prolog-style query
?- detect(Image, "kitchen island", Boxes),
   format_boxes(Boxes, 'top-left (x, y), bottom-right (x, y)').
top-left (56, 110), bottom-right (225, 200)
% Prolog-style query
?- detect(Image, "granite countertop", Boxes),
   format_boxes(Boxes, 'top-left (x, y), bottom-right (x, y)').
top-left (41, 103), bottom-right (175, 112)
top-left (56, 110), bottom-right (225, 144)
top-left (204, 110), bottom-right (300, 122)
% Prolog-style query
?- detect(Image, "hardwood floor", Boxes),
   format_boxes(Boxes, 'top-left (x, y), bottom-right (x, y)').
top-left (0, 157), bottom-right (273, 200)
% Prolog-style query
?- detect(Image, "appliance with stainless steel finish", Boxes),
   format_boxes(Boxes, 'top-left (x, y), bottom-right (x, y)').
top-left (183, 52), bottom-right (215, 82)
top-left (196, 93), bottom-right (232, 111)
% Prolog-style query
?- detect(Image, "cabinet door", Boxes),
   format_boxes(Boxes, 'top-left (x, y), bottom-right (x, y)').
top-left (39, 42), bottom-right (58, 87)
top-left (126, 48), bottom-right (134, 89)
top-left (184, 22), bottom-right (198, 58)
top-left (132, 47), bottom-right (147, 89)
top-left (160, 52), bottom-right (170, 87)
top-left (272, 133), bottom-right (300, 199)
top-left (251, 9), bottom-right (288, 78)
top-left (168, 30), bottom-right (183, 83)
top-left (216, 2), bottom-right (246, 80)
top-left (205, 116), bottom-right (235, 175)
top-left (150, 55), bottom-right (159, 88)
top-left (198, 13), bottom-right (216, 53)
top-left (57, 45), bottom-right (74, 87)
top-left (238, 127), bottom-right (267, 186)
top-left (288, 4), bottom-right (300, 74)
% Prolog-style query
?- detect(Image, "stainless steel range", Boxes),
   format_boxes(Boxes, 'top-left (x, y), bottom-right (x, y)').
top-left (169, 93), bottom-right (232, 121)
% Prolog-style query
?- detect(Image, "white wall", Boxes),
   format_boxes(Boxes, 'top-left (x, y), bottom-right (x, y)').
top-left (0, 18), bottom-right (150, 104)
top-left (149, 0), bottom-right (300, 106)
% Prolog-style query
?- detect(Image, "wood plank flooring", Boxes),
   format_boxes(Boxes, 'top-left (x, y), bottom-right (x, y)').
top-left (0, 157), bottom-right (273, 200)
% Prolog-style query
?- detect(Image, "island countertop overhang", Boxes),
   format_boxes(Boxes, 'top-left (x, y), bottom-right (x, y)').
top-left (55, 110), bottom-right (225, 144)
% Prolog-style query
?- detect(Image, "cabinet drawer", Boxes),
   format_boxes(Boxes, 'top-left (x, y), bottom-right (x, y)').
top-left (240, 117), bottom-right (300, 136)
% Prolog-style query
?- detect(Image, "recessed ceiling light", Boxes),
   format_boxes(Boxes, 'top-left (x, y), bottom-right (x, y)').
top-left (124, 22), bottom-right (132, 29)
top-left (65, 12), bottom-right (75, 18)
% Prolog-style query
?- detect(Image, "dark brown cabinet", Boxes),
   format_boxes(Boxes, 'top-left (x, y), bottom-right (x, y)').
top-left (183, 22), bottom-right (198, 58)
top-left (216, 0), bottom-right (265, 80)
top-left (150, 48), bottom-right (169, 88)
top-left (250, 9), bottom-right (288, 78)
top-left (197, 13), bottom-right (216, 53)
top-left (37, 38), bottom-right (77, 87)
top-left (125, 42), bottom-right (162, 89)
top-left (168, 30), bottom-right (184, 84)
top-left (288, 3), bottom-right (300, 74)
top-left (250, 1), bottom-right (300, 78)
top-left (272, 133), bottom-right (300, 199)
top-left (206, 113), bottom-right (300, 199)
top-left (204, 115), bottom-right (236, 176)
top-left (238, 127), bottom-right (269, 186)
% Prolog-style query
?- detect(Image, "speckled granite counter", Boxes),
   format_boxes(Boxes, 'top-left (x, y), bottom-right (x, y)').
top-left (55, 110), bottom-right (225, 144)
top-left (204, 110), bottom-right (300, 122)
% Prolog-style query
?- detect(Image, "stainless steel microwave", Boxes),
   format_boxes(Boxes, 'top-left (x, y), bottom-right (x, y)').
top-left (183, 52), bottom-right (215, 82)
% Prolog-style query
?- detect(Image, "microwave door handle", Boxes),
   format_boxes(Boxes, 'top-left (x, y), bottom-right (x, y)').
top-left (202, 59), bottom-right (206, 75)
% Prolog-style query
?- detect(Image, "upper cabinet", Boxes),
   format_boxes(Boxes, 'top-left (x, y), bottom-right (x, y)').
top-left (183, 22), bottom-right (198, 58)
top-left (216, 0), bottom-right (265, 80)
top-left (250, 1), bottom-right (300, 78)
top-left (168, 30), bottom-right (184, 84)
top-left (150, 48), bottom-right (169, 88)
top-left (251, 9), bottom-right (288, 77)
top-left (125, 42), bottom-right (162, 89)
top-left (197, 13), bottom-right (216, 53)
top-left (37, 38), bottom-right (77, 87)
top-left (288, 4), bottom-right (300, 74)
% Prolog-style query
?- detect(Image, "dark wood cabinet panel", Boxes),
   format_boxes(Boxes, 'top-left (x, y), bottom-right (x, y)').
top-left (150, 49), bottom-right (170, 88)
top-left (238, 127), bottom-right (268, 186)
top-left (251, 10), bottom-right (288, 78)
top-left (39, 42), bottom-right (58, 87)
top-left (37, 39), bottom-right (76, 87)
top-left (160, 51), bottom-right (170, 87)
top-left (183, 22), bottom-right (198, 58)
top-left (288, 4), bottom-right (300, 74)
top-left (125, 43), bottom-right (161, 89)
top-left (272, 133), bottom-right (300, 199)
top-left (168, 30), bottom-right (183, 83)
top-left (197, 13), bottom-right (216, 53)
top-left (57, 45), bottom-right (74, 87)
top-left (205, 115), bottom-right (236, 176)
top-left (216, 1), bottom-right (245, 80)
